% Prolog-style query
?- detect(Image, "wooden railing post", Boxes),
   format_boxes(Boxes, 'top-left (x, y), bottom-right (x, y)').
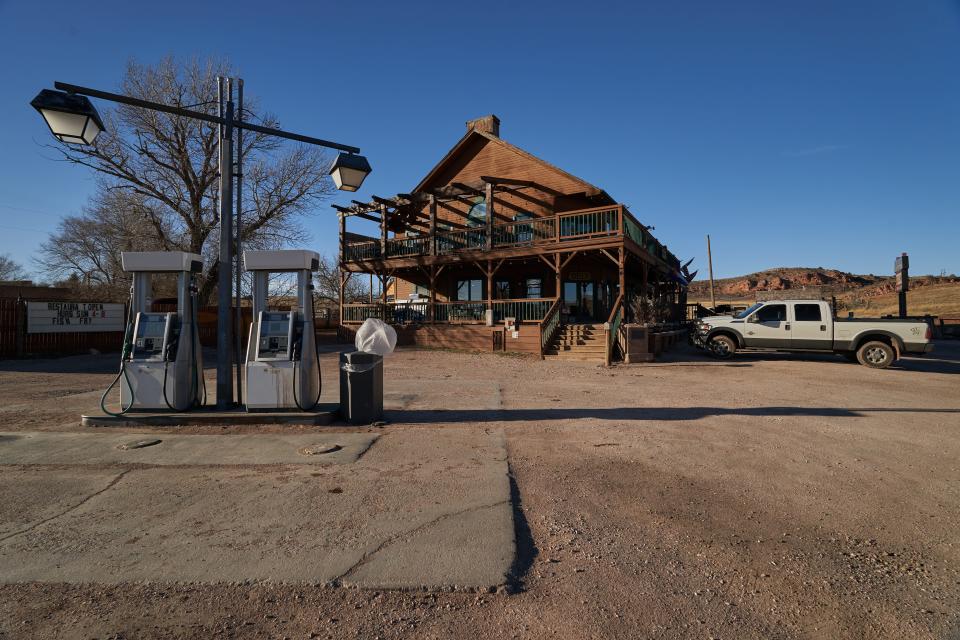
top-left (380, 204), bottom-right (388, 257)
top-left (485, 182), bottom-right (494, 250)
top-left (429, 194), bottom-right (437, 257)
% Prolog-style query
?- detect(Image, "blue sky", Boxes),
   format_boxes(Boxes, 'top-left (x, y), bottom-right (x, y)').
top-left (0, 0), bottom-right (957, 279)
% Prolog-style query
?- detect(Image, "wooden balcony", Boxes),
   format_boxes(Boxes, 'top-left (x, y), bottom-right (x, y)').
top-left (342, 297), bottom-right (556, 325)
top-left (341, 205), bottom-right (680, 272)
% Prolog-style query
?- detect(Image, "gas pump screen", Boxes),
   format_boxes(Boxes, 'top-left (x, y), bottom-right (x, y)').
top-left (133, 313), bottom-right (171, 360)
top-left (257, 312), bottom-right (292, 360)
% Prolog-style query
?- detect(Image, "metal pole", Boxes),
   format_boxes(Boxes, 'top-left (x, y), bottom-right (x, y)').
top-left (54, 81), bottom-right (362, 154)
top-left (216, 80), bottom-right (235, 409)
top-left (707, 234), bottom-right (716, 310)
top-left (234, 78), bottom-right (244, 405)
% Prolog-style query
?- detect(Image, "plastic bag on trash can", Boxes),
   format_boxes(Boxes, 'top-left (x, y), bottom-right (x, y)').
top-left (354, 318), bottom-right (397, 357)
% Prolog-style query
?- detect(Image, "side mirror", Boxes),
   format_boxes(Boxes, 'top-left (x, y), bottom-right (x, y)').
top-left (747, 315), bottom-right (757, 323)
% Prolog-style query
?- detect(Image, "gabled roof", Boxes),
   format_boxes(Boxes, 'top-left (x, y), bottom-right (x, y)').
top-left (410, 127), bottom-right (616, 204)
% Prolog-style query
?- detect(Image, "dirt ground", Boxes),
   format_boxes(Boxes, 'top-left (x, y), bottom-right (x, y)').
top-left (1, 340), bottom-right (959, 639)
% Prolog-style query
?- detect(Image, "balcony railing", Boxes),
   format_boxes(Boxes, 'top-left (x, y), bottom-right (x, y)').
top-left (342, 204), bottom-right (680, 269)
top-left (342, 298), bottom-right (556, 325)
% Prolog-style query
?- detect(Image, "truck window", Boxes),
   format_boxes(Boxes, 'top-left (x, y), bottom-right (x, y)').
top-left (794, 304), bottom-right (822, 322)
top-left (756, 304), bottom-right (786, 323)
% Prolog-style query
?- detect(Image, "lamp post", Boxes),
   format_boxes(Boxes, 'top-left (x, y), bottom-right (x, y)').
top-left (31, 80), bottom-right (372, 410)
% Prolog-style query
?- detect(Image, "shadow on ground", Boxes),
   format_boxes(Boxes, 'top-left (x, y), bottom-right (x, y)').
top-left (660, 341), bottom-right (960, 374)
top-left (387, 405), bottom-right (960, 424)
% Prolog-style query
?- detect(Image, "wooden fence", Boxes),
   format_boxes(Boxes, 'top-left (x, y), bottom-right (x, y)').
top-left (0, 298), bottom-right (125, 358)
top-left (0, 298), bottom-right (340, 359)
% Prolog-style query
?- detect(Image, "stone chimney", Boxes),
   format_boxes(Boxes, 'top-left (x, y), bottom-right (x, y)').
top-left (466, 114), bottom-right (500, 137)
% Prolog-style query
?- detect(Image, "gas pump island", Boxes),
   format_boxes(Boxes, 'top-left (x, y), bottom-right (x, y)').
top-left (100, 251), bottom-right (205, 415)
top-left (243, 250), bottom-right (322, 411)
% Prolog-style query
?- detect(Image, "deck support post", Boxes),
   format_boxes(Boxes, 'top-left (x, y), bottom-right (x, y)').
top-left (486, 259), bottom-right (493, 316)
top-left (554, 252), bottom-right (562, 304)
top-left (485, 182), bottom-right (494, 250)
top-left (338, 268), bottom-right (345, 328)
top-left (429, 194), bottom-right (437, 257)
top-left (618, 247), bottom-right (625, 297)
top-left (380, 271), bottom-right (387, 321)
top-left (429, 265), bottom-right (436, 323)
top-left (379, 204), bottom-right (388, 258)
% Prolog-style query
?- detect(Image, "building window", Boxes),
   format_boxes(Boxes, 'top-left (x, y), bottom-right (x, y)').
top-left (456, 279), bottom-right (483, 301)
top-left (414, 284), bottom-right (430, 297)
top-left (466, 198), bottom-right (486, 227)
top-left (494, 280), bottom-right (510, 299)
top-left (525, 278), bottom-right (542, 299)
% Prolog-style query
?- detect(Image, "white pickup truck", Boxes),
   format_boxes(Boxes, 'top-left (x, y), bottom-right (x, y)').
top-left (692, 300), bottom-right (933, 368)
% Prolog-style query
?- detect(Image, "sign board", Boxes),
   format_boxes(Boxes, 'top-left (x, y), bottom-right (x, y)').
top-left (894, 254), bottom-right (909, 273)
top-left (895, 272), bottom-right (909, 293)
top-left (567, 271), bottom-right (592, 282)
top-left (895, 253), bottom-right (909, 293)
top-left (27, 301), bottom-right (126, 334)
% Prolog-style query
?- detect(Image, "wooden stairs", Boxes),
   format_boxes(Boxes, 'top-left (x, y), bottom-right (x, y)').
top-left (543, 323), bottom-right (607, 362)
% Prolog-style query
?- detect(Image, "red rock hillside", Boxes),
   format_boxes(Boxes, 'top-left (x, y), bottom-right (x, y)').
top-left (687, 267), bottom-right (958, 300)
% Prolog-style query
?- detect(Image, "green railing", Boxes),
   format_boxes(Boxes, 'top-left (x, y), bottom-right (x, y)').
top-left (623, 214), bottom-right (647, 247)
top-left (605, 293), bottom-right (624, 366)
top-left (539, 297), bottom-right (563, 355)
top-left (386, 236), bottom-right (430, 257)
top-left (491, 298), bottom-right (553, 322)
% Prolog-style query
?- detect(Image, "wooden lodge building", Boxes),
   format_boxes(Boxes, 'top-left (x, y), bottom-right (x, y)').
top-left (337, 115), bottom-right (688, 363)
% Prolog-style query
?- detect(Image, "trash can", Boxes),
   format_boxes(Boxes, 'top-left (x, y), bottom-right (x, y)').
top-left (339, 351), bottom-right (384, 424)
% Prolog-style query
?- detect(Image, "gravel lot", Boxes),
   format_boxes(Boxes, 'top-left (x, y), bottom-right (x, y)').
top-left (1, 340), bottom-right (958, 639)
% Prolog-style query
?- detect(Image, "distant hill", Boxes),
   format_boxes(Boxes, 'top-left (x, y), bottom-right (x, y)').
top-left (688, 267), bottom-right (960, 315)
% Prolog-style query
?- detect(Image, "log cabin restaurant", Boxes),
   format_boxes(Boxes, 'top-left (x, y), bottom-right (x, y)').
top-left (337, 115), bottom-right (690, 364)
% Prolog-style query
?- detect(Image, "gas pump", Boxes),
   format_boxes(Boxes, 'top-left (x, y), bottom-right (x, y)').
top-left (243, 250), bottom-right (322, 411)
top-left (99, 252), bottom-right (205, 414)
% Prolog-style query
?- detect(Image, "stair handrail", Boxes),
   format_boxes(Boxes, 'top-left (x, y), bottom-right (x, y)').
top-left (539, 296), bottom-right (563, 357)
top-left (605, 292), bottom-right (625, 366)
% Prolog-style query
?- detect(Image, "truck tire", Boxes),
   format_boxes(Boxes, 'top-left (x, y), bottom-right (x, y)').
top-left (708, 334), bottom-right (737, 359)
top-left (856, 341), bottom-right (895, 369)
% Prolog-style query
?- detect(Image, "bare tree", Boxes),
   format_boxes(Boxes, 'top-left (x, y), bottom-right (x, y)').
top-left (40, 56), bottom-right (335, 303)
top-left (315, 254), bottom-right (368, 303)
top-left (0, 254), bottom-right (28, 281)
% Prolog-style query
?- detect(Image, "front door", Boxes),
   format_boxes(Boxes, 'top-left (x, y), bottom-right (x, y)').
top-left (742, 302), bottom-right (789, 348)
top-left (790, 302), bottom-right (831, 349)
top-left (563, 281), bottom-right (597, 322)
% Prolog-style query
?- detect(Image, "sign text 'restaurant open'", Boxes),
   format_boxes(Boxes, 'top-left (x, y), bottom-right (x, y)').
top-left (27, 302), bottom-right (125, 334)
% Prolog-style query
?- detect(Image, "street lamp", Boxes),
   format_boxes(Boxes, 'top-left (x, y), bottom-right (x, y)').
top-left (30, 89), bottom-right (105, 145)
top-left (328, 152), bottom-right (372, 192)
top-left (31, 79), bottom-right (370, 411)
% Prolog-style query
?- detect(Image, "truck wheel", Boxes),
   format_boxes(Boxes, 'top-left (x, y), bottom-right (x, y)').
top-left (857, 341), bottom-right (894, 369)
top-left (709, 335), bottom-right (737, 359)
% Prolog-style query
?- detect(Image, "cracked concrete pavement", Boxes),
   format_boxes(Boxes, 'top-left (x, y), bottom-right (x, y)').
top-left (0, 427), bottom-right (514, 590)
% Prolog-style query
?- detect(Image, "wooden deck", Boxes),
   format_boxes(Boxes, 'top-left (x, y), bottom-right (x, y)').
top-left (341, 205), bottom-right (680, 274)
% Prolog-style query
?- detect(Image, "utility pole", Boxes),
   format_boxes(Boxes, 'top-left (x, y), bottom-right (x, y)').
top-left (216, 78), bottom-right (235, 409)
top-left (234, 79), bottom-right (244, 406)
top-left (707, 234), bottom-right (716, 310)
